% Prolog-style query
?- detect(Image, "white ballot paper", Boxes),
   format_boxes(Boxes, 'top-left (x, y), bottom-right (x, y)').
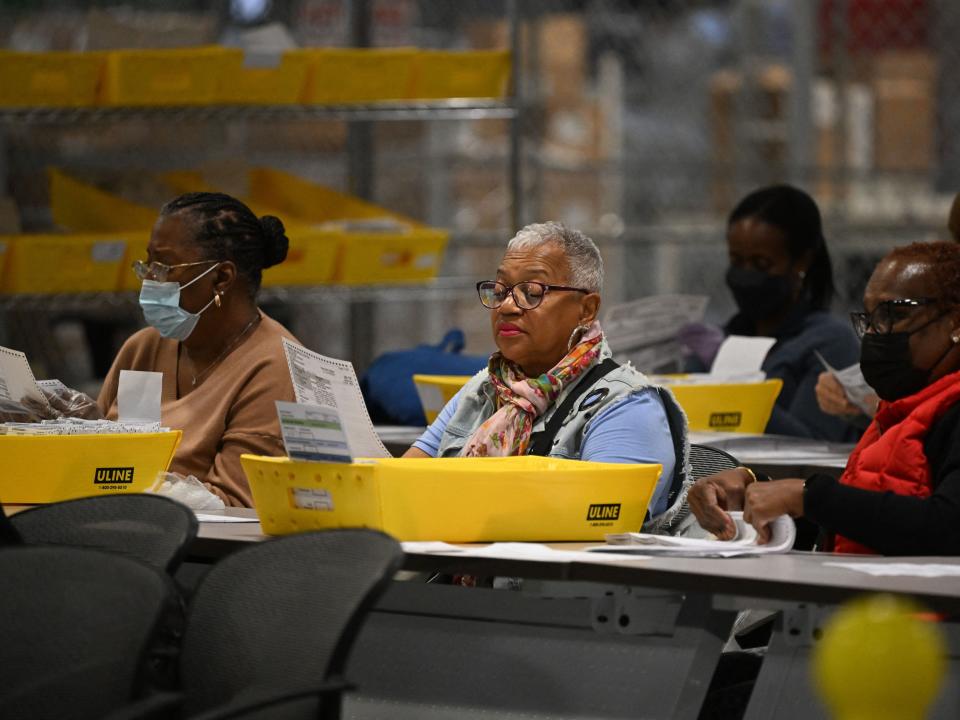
top-left (0, 345), bottom-right (50, 408)
top-left (118, 370), bottom-right (163, 424)
top-left (593, 512), bottom-right (796, 557)
top-left (276, 400), bottom-right (353, 463)
top-left (709, 335), bottom-right (776, 381)
top-left (281, 339), bottom-right (391, 458)
top-left (814, 351), bottom-right (876, 415)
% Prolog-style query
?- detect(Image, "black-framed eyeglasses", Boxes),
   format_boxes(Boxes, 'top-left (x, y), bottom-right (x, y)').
top-left (132, 259), bottom-right (217, 283)
top-left (850, 298), bottom-right (937, 339)
top-left (476, 280), bottom-right (589, 310)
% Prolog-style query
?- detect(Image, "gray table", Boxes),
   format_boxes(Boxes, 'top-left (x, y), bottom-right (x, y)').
top-left (375, 426), bottom-right (855, 477)
top-left (191, 516), bottom-right (960, 719)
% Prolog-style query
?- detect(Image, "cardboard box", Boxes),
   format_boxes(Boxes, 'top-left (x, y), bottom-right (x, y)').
top-left (871, 51), bottom-right (936, 172)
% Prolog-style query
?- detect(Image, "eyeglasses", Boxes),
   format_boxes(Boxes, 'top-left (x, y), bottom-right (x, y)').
top-left (132, 259), bottom-right (217, 283)
top-left (476, 280), bottom-right (589, 310)
top-left (850, 298), bottom-right (937, 338)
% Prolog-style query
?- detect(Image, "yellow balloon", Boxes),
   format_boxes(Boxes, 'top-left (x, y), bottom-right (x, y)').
top-left (812, 594), bottom-right (946, 720)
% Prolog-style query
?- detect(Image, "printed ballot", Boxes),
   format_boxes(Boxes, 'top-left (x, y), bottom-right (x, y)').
top-left (0, 345), bottom-right (51, 409)
top-left (281, 339), bottom-right (391, 459)
top-left (815, 350), bottom-right (876, 415)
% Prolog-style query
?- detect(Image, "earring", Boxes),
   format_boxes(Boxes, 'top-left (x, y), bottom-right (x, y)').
top-left (214, 292), bottom-right (222, 309)
top-left (567, 323), bottom-right (589, 351)
top-left (798, 270), bottom-right (807, 281)
top-left (952, 334), bottom-right (960, 344)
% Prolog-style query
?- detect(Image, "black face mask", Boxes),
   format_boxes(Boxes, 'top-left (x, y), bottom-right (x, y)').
top-left (725, 266), bottom-right (794, 321)
top-left (860, 324), bottom-right (955, 402)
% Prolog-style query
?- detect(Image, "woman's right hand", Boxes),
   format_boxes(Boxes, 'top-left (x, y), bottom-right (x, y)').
top-left (815, 371), bottom-right (866, 418)
top-left (687, 468), bottom-right (753, 540)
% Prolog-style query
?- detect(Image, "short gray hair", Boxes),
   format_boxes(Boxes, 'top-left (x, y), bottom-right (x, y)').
top-left (506, 221), bottom-right (603, 293)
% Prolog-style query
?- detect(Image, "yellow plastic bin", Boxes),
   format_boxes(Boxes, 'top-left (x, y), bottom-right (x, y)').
top-left (1, 233), bottom-right (132, 294)
top-left (413, 374), bottom-right (473, 423)
top-left (0, 50), bottom-right (104, 107)
top-left (413, 50), bottom-right (511, 99)
top-left (0, 431), bottom-right (181, 504)
top-left (49, 168), bottom-right (157, 233)
top-left (101, 46), bottom-right (239, 106)
top-left (241, 454), bottom-right (661, 542)
top-left (261, 224), bottom-right (340, 287)
top-left (247, 168), bottom-right (449, 284)
top-left (218, 50), bottom-right (312, 104)
top-left (666, 379), bottom-right (783, 433)
top-left (303, 48), bottom-right (418, 104)
top-left (334, 228), bottom-right (448, 284)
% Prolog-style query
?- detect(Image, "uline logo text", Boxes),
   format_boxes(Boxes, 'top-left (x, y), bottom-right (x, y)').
top-left (94, 467), bottom-right (135, 485)
top-left (587, 503), bottom-right (621, 521)
top-left (709, 412), bottom-right (742, 429)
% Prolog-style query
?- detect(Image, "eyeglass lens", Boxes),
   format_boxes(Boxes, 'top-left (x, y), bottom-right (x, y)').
top-left (852, 299), bottom-right (934, 337)
top-left (479, 281), bottom-right (546, 310)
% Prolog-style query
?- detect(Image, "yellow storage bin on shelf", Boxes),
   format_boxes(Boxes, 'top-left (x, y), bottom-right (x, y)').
top-left (219, 50), bottom-right (311, 104)
top-left (49, 168), bottom-right (156, 233)
top-left (1, 233), bottom-right (134, 294)
top-left (248, 168), bottom-right (449, 284)
top-left (101, 46), bottom-right (239, 106)
top-left (335, 227), bottom-right (447, 284)
top-left (157, 170), bottom-right (340, 287)
top-left (666, 379), bottom-right (783, 433)
top-left (0, 51), bottom-right (104, 107)
top-left (0, 431), bottom-right (181, 504)
top-left (241, 455), bottom-right (660, 542)
top-left (413, 374), bottom-right (472, 423)
top-left (303, 48), bottom-right (418, 104)
top-left (261, 223), bottom-right (339, 287)
top-left (413, 50), bottom-right (511, 99)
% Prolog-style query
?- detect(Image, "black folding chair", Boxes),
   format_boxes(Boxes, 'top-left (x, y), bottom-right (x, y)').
top-left (0, 545), bottom-right (176, 720)
top-left (11, 493), bottom-right (198, 573)
top-left (689, 443), bottom-right (741, 480)
top-left (112, 528), bottom-right (404, 720)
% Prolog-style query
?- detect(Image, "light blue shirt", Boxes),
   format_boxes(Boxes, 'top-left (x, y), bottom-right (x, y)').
top-left (412, 387), bottom-right (677, 516)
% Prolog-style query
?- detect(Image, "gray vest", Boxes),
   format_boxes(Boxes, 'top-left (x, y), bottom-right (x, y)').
top-left (436, 341), bottom-right (695, 531)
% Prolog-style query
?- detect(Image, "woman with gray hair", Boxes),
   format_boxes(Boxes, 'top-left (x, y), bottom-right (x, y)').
top-left (405, 221), bottom-right (688, 523)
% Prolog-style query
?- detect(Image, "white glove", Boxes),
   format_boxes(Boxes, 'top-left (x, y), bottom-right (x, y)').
top-left (152, 472), bottom-right (226, 511)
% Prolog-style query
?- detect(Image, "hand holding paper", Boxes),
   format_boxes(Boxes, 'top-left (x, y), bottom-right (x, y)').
top-left (598, 511), bottom-right (795, 557)
top-left (814, 351), bottom-right (878, 417)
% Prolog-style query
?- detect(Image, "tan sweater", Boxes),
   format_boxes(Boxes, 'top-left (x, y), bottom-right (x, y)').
top-left (98, 311), bottom-right (298, 507)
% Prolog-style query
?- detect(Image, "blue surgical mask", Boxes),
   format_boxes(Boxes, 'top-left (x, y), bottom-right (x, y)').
top-left (139, 263), bottom-right (220, 341)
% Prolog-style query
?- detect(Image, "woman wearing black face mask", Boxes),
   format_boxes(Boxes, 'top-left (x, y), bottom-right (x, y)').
top-left (689, 242), bottom-right (960, 556)
top-left (684, 185), bottom-right (861, 441)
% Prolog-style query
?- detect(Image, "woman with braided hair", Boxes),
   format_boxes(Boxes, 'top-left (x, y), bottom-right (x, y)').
top-left (97, 192), bottom-right (298, 507)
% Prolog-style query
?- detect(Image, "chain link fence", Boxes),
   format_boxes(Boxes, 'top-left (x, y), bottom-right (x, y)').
top-left (0, 0), bottom-right (952, 380)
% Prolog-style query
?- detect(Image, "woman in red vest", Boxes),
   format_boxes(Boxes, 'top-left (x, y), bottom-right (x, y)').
top-left (689, 241), bottom-right (960, 555)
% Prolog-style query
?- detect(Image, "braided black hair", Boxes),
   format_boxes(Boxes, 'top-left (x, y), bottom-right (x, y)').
top-left (160, 192), bottom-right (288, 297)
top-left (729, 185), bottom-right (835, 312)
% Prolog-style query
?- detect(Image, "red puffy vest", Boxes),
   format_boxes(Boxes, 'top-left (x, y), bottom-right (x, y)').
top-left (834, 369), bottom-right (960, 555)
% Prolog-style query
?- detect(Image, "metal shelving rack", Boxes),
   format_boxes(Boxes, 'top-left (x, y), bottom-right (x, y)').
top-left (0, 99), bottom-right (518, 127)
top-left (0, 1), bottom-right (524, 378)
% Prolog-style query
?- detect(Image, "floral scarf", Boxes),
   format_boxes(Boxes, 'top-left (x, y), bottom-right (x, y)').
top-left (461, 320), bottom-right (604, 457)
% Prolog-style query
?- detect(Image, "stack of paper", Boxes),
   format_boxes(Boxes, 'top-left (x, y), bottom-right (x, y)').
top-left (603, 294), bottom-right (708, 373)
